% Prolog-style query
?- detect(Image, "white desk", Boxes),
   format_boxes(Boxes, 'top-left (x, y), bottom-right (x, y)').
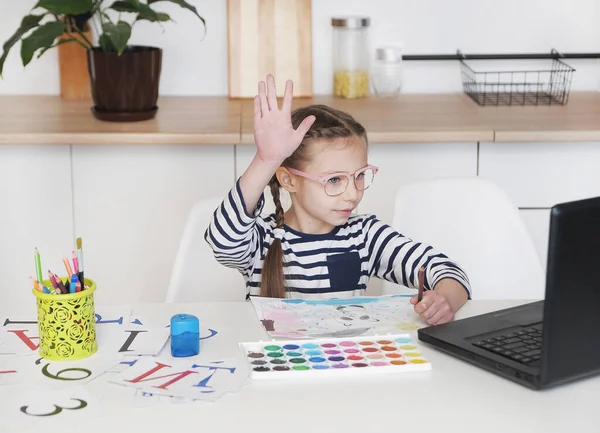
top-left (2, 299), bottom-right (599, 433)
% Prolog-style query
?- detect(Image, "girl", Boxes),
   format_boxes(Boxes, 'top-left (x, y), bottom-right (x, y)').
top-left (205, 75), bottom-right (471, 325)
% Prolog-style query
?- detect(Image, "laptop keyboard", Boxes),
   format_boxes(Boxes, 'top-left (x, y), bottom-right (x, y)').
top-left (473, 324), bottom-right (542, 365)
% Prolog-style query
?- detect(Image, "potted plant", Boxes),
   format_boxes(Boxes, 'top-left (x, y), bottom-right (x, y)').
top-left (0, 0), bottom-right (205, 121)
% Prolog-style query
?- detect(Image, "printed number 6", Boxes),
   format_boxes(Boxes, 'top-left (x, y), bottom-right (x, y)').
top-left (20, 398), bottom-right (87, 417)
top-left (41, 364), bottom-right (92, 381)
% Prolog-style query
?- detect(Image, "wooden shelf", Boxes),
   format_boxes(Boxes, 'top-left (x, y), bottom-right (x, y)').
top-left (240, 93), bottom-right (494, 143)
top-left (1, 92), bottom-right (600, 145)
top-left (0, 96), bottom-right (242, 145)
top-left (481, 92), bottom-right (600, 142)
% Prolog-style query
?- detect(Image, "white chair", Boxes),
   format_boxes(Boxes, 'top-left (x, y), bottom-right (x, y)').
top-left (165, 197), bottom-right (247, 302)
top-left (381, 177), bottom-right (545, 300)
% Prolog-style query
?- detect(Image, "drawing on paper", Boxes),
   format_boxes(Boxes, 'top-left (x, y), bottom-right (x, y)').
top-left (250, 295), bottom-right (423, 339)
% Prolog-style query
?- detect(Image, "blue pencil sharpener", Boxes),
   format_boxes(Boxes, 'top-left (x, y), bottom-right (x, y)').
top-left (170, 313), bottom-right (200, 357)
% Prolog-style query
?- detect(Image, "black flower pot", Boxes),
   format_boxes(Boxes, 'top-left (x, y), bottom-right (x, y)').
top-left (87, 46), bottom-right (162, 122)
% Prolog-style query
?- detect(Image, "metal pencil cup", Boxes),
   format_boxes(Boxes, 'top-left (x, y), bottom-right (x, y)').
top-left (32, 278), bottom-right (98, 361)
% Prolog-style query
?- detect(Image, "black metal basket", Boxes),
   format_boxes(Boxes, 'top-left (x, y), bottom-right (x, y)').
top-left (459, 55), bottom-right (576, 106)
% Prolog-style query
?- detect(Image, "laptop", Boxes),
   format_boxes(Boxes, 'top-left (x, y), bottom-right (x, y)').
top-left (418, 195), bottom-right (600, 390)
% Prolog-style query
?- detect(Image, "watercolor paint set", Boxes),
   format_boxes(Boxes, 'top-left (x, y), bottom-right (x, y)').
top-left (239, 333), bottom-right (431, 379)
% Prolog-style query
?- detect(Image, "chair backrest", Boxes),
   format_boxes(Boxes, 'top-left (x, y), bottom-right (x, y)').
top-left (381, 177), bottom-right (545, 300)
top-left (165, 197), bottom-right (246, 302)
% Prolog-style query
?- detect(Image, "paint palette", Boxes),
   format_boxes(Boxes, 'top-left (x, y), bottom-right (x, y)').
top-left (240, 333), bottom-right (431, 379)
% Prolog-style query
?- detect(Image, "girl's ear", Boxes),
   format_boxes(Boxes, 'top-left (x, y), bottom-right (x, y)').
top-left (276, 167), bottom-right (297, 193)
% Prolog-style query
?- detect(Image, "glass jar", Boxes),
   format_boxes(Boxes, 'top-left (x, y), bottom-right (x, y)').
top-left (331, 16), bottom-right (370, 99)
top-left (372, 46), bottom-right (403, 97)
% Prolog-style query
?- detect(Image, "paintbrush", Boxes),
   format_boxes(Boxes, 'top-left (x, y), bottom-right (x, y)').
top-left (418, 266), bottom-right (425, 302)
top-left (76, 237), bottom-right (84, 287)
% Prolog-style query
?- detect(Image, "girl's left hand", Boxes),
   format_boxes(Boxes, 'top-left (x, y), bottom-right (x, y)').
top-left (410, 291), bottom-right (454, 325)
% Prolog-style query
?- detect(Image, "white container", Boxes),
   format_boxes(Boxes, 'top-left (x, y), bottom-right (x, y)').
top-left (331, 16), bottom-right (370, 99)
top-left (372, 46), bottom-right (403, 97)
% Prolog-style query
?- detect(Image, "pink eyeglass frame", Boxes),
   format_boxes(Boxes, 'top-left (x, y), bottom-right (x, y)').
top-left (286, 164), bottom-right (379, 188)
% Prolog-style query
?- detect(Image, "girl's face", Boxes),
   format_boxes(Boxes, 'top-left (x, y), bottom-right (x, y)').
top-left (284, 136), bottom-right (369, 234)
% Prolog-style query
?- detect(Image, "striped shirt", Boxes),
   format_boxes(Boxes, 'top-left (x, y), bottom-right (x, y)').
top-left (205, 179), bottom-right (471, 300)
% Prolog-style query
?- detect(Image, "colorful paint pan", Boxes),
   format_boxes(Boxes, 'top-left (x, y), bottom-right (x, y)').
top-left (240, 333), bottom-right (431, 379)
top-left (301, 343), bottom-right (319, 349)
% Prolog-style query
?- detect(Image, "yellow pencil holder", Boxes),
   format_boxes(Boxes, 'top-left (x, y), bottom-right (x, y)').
top-left (32, 278), bottom-right (98, 361)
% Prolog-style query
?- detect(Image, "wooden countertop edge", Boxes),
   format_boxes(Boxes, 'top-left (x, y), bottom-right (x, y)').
top-left (4, 130), bottom-right (600, 145)
top-left (240, 131), bottom-right (495, 144)
top-left (0, 133), bottom-right (241, 145)
top-left (2, 93), bottom-right (600, 144)
top-left (494, 130), bottom-right (600, 142)
top-left (368, 130), bottom-right (495, 143)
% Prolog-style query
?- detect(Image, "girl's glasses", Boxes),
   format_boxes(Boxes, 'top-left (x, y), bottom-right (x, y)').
top-left (286, 165), bottom-right (379, 197)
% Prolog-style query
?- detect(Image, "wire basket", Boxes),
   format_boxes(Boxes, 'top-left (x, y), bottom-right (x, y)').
top-left (460, 56), bottom-right (575, 106)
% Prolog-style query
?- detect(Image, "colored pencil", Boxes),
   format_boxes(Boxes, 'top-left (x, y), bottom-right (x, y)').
top-left (34, 247), bottom-right (43, 285)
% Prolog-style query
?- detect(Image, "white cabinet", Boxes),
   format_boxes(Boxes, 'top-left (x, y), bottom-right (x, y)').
top-left (479, 141), bottom-right (600, 279)
top-left (479, 142), bottom-right (600, 208)
top-left (71, 145), bottom-right (235, 305)
top-left (0, 146), bottom-right (73, 310)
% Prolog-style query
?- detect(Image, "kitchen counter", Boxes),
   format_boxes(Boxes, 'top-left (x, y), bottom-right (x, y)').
top-left (1, 92), bottom-right (599, 145)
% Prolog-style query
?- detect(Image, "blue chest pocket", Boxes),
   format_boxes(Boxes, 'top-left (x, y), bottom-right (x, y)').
top-left (326, 251), bottom-right (362, 292)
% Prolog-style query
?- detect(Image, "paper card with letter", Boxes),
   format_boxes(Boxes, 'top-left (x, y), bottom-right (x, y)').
top-left (0, 315), bottom-right (40, 355)
top-left (115, 326), bottom-right (170, 357)
top-left (92, 306), bottom-right (133, 355)
top-left (133, 389), bottom-right (198, 406)
top-left (0, 355), bottom-right (22, 387)
top-left (22, 355), bottom-right (120, 389)
top-left (0, 386), bottom-right (102, 432)
top-left (109, 356), bottom-right (248, 401)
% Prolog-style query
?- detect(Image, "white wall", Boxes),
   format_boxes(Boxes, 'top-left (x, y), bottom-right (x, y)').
top-left (1, 0), bottom-right (599, 95)
top-left (1, 0), bottom-right (599, 308)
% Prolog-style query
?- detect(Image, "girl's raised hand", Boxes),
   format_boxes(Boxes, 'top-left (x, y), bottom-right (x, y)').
top-left (253, 75), bottom-right (316, 168)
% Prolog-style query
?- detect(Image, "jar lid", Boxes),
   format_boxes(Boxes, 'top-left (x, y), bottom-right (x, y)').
top-left (331, 16), bottom-right (370, 28)
top-left (376, 47), bottom-right (403, 62)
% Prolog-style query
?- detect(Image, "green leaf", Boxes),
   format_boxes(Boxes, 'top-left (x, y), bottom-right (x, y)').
top-left (148, 0), bottom-right (205, 27)
top-left (0, 14), bottom-right (46, 76)
top-left (102, 21), bottom-right (132, 55)
top-left (37, 38), bottom-right (71, 58)
top-left (141, 11), bottom-right (170, 22)
top-left (100, 11), bottom-right (112, 22)
top-left (109, 1), bottom-right (171, 22)
top-left (98, 33), bottom-right (117, 53)
top-left (20, 21), bottom-right (67, 67)
top-left (108, 0), bottom-right (141, 13)
top-left (35, 0), bottom-right (93, 15)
